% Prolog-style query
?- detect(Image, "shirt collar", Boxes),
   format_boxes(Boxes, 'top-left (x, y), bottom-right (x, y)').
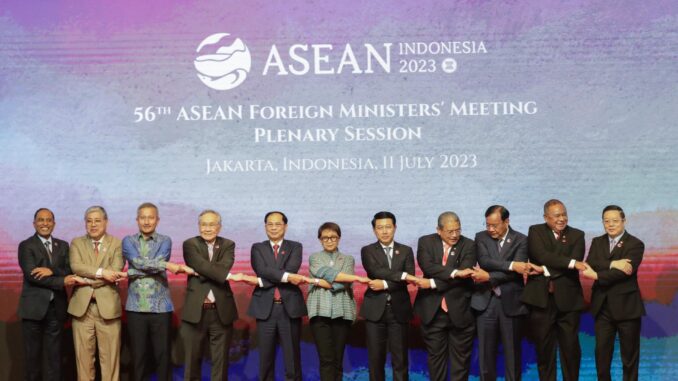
top-left (270, 239), bottom-right (283, 248)
top-left (38, 235), bottom-right (52, 245)
top-left (380, 241), bottom-right (394, 251)
top-left (609, 231), bottom-right (626, 243)
top-left (499, 228), bottom-right (510, 243)
top-left (136, 231), bottom-right (158, 242)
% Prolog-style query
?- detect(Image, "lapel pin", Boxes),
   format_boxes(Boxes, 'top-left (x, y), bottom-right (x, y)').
top-left (617, 241), bottom-right (624, 248)
top-left (281, 251), bottom-right (286, 255)
top-left (506, 238), bottom-right (511, 244)
top-left (395, 250), bottom-right (400, 255)
top-left (54, 242), bottom-right (58, 247)
top-left (215, 245), bottom-right (220, 249)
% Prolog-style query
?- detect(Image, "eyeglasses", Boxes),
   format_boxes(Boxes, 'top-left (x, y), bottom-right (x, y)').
top-left (266, 222), bottom-right (285, 227)
top-left (320, 236), bottom-right (339, 242)
top-left (441, 229), bottom-right (461, 236)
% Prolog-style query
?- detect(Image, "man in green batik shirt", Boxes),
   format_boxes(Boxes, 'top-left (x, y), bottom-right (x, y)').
top-left (122, 202), bottom-right (194, 381)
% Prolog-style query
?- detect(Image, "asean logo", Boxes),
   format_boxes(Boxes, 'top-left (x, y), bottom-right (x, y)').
top-left (194, 33), bottom-right (251, 91)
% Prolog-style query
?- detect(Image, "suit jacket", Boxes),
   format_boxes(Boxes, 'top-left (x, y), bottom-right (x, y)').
top-left (359, 241), bottom-right (415, 323)
top-left (18, 234), bottom-right (71, 321)
top-left (471, 227), bottom-right (529, 317)
top-left (414, 233), bottom-right (476, 327)
top-left (181, 236), bottom-right (238, 325)
top-left (521, 223), bottom-right (584, 311)
top-left (67, 234), bottom-right (124, 319)
top-left (587, 232), bottom-right (645, 320)
top-left (247, 239), bottom-right (307, 320)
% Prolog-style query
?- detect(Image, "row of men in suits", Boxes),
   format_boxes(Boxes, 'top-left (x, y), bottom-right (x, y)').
top-left (18, 200), bottom-right (644, 381)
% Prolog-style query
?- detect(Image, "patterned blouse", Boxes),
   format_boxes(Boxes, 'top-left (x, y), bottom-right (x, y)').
top-left (306, 250), bottom-right (357, 321)
top-left (122, 232), bottom-right (173, 313)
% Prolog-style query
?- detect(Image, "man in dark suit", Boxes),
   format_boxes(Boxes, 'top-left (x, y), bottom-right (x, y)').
top-left (471, 205), bottom-right (529, 381)
top-left (582, 205), bottom-right (644, 381)
top-left (414, 211), bottom-right (477, 381)
top-left (248, 211), bottom-right (308, 381)
top-left (181, 209), bottom-right (241, 381)
top-left (521, 199), bottom-right (586, 381)
top-left (18, 208), bottom-right (80, 381)
top-left (360, 211), bottom-right (417, 381)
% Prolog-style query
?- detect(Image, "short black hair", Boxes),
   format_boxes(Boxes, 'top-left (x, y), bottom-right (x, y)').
top-left (265, 211), bottom-right (288, 224)
top-left (602, 205), bottom-right (625, 219)
top-left (34, 208), bottom-right (54, 221)
top-left (484, 205), bottom-right (509, 221)
top-left (371, 211), bottom-right (396, 228)
top-left (317, 222), bottom-right (341, 238)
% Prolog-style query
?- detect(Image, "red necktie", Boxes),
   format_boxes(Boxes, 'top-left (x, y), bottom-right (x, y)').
top-left (94, 241), bottom-right (100, 257)
top-left (273, 244), bottom-right (281, 300)
top-left (441, 243), bottom-right (450, 312)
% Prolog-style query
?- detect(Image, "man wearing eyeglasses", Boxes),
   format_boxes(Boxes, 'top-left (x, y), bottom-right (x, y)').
top-left (470, 205), bottom-right (529, 381)
top-left (413, 211), bottom-right (477, 381)
top-left (248, 211), bottom-right (308, 381)
top-left (581, 205), bottom-right (644, 381)
top-left (521, 199), bottom-right (586, 381)
top-left (180, 209), bottom-right (244, 381)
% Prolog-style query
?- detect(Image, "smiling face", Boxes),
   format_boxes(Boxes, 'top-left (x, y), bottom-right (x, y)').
top-left (86, 210), bottom-right (107, 241)
top-left (265, 212), bottom-right (287, 242)
top-left (33, 209), bottom-right (55, 239)
top-left (319, 229), bottom-right (340, 252)
top-left (544, 203), bottom-right (568, 233)
top-left (437, 219), bottom-right (462, 246)
top-left (603, 210), bottom-right (625, 238)
top-left (199, 212), bottom-right (221, 243)
top-left (137, 207), bottom-right (159, 237)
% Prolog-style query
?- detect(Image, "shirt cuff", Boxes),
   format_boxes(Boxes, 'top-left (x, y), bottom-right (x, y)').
top-left (226, 272), bottom-right (232, 280)
top-left (568, 259), bottom-right (575, 269)
top-left (450, 269), bottom-right (458, 279)
top-left (509, 261), bottom-right (514, 271)
top-left (281, 272), bottom-right (289, 283)
top-left (382, 280), bottom-right (389, 289)
top-left (543, 266), bottom-right (551, 277)
top-left (401, 272), bottom-right (408, 280)
top-left (258, 277), bottom-right (263, 287)
top-left (430, 279), bottom-right (437, 289)
top-left (95, 268), bottom-right (103, 278)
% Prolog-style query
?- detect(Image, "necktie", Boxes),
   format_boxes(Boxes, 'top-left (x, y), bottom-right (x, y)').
top-left (384, 246), bottom-right (392, 269)
top-left (441, 244), bottom-right (451, 312)
top-left (497, 238), bottom-right (503, 252)
top-left (44, 241), bottom-right (53, 263)
top-left (94, 241), bottom-right (100, 257)
top-left (273, 244), bottom-right (281, 300)
top-left (206, 243), bottom-right (216, 302)
top-left (609, 238), bottom-right (616, 253)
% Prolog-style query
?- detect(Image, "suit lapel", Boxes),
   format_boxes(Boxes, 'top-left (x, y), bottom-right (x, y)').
top-left (608, 232), bottom-right (628, 258)
top-left (32, 234), bottom-right (52, 263)
top-left (277, 240), bottom-right (288, 267)
top-left (211, 237), bottom-right (223, 262)
top-left (499, 229), bottom-right (515, 259)
top-left (372, 242), bottom-right (390, 268)
top-left (94, 236), bottom-right (108, 267)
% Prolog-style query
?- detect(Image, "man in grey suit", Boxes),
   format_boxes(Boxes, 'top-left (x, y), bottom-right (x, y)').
top-left (471, 205), bottom-right (530, 381)
top-left (180, 209), bottom-right (245, 381)
top-left (18, 208), bottom-right (81, 381)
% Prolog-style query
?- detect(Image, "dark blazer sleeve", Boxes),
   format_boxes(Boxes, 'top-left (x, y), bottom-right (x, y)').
top-left (251, 243), bottom-right (282, 289)
top-left (183, 238), bottom-right (232, 283)
top-left (18, 239), bottom-right (66, 290)
top-left (588, 236), bottom-right (644, 287)
top-left (361, 244), bottom-right (405, 285)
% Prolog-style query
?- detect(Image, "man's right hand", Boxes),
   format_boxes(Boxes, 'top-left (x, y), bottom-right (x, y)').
top-left (511, 262), bottom-right (529, 274)
top-left (610, 259), bottom-right (632, 275)
top-left (287, 273), bottom-right (305, 285)
top-left (527, 263), bottom-right (545, 275)
top-left (165, 262), bottom-right (180, 274)
top-left (102, 269), bottom-right (127, 283)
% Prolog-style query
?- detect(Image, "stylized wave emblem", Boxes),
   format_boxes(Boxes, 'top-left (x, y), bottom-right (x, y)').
top-left (194, 33), bottom-right (251, 91)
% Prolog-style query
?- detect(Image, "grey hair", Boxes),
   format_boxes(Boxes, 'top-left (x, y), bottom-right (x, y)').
top-left (198, 209), bottom-right (222, 224)
top-left (137, 202), bottom-right (159, 217)
top-left (84, 205), bottom-right (108, 221)
top-left (437, 211), bottom-right (460, 228)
